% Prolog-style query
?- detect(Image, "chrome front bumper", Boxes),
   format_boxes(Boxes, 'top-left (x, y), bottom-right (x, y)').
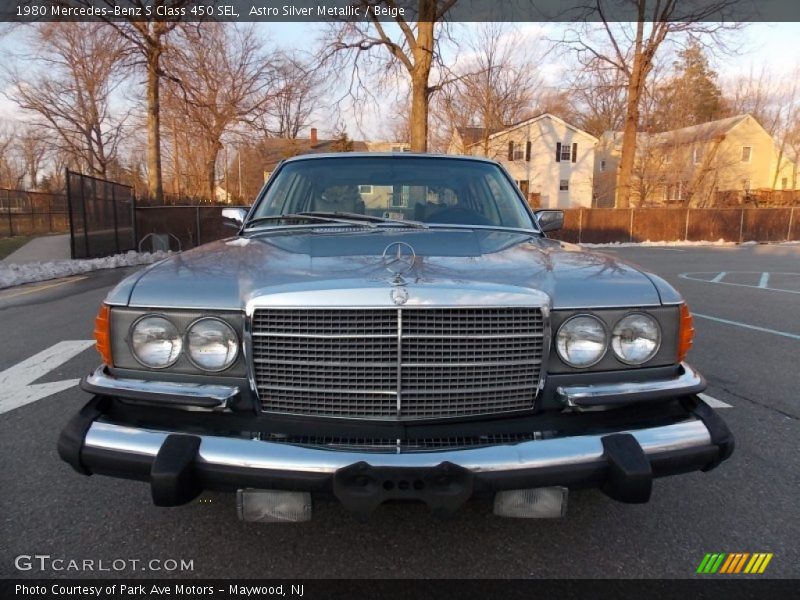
top-left (84, 418), bottom-right (711, 474)
top-left (58, 392), bottom-right (734, 515)
top-left (556, 363), bottom-right (706, 410)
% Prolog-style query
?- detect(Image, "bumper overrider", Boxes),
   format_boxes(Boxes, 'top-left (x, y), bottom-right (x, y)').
top-left (59, 364), bottom-right (733, 520)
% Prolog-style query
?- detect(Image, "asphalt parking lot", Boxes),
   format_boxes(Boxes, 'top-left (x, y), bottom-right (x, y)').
top-left (0, 244), bottom-right (798, 579)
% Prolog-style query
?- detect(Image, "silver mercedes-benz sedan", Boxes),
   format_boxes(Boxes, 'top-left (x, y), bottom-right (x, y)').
top-left (59, 153), bottom-right (732, 522)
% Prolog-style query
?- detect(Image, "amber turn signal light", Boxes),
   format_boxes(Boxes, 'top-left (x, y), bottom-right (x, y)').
top-left (677, 303), bottom-right (694, 362)
top-left (94, 304), bottom-right (113, 366)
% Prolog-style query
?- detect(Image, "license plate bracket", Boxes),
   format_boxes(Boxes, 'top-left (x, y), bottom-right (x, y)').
top-left (332, 461), bottom-right (474, 521)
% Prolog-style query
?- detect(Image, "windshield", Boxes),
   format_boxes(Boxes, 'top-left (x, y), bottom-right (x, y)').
top-left (251, 156), bottom-right (536, 230)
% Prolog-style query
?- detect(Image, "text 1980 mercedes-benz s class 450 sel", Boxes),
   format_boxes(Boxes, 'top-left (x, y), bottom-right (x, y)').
top-left (58, 153), bottom-right (733, 522)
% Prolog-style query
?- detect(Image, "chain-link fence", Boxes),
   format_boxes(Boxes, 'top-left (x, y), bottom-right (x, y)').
top-left (0, 188), bottom-right (69, 237)
top-left (66, 170), bottom-right (136, 259)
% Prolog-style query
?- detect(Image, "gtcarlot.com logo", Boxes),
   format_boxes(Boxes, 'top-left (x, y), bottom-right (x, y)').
top-left (14, 554), bottom-right (194, 572)
top-left (696, 552), bottom-right (773, 574)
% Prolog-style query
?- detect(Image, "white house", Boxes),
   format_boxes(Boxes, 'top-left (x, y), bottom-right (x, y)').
top-left (450, 114), bottom-right (598, 209)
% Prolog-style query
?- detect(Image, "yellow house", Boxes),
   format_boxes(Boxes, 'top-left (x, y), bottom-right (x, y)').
top-left (594, 114), bottom-right (798, 207)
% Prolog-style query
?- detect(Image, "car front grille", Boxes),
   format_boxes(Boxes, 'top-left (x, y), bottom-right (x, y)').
top-left (251, 307), bottom-right (545, 420)
top-left (263, 432), bottom-right (549, 452)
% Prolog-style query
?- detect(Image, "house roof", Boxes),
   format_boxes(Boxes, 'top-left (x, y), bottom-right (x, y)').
top-left (260, 137), bottom-right (370, 171)
top-left (601, 114), bottom-right (754, 150)
top-left (463, 113), bottom-right (598, 148)
top-left (456, 126), bottom-right (499, 147)
top-left (650, 114), bottom-right (750, 147)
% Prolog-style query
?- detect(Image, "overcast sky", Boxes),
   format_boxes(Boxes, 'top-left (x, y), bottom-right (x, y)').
top-left (1, 21), bottom-right (798, 141)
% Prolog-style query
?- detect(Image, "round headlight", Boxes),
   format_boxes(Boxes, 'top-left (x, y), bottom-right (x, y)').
top-left (556, 315), bottom-right (608, 368)
top-left (611, 313), bottom-right (661, 365)
top-left (130, 315), bottom-right (182, 368)
top-left (186, 318), bottom-right (239, 371)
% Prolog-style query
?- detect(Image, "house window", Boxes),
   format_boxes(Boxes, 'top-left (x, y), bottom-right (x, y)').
top-left (782, 177), bottom-right (788, 190)
top-left (559, 179), bottom-right (569, 191)
top-left (600, 160), bottom-right (606, 172)
top-left (693, 146), bottom-right (703, 165)
top-left (560, 144), bottom-right (572, 161)
top-left (666, 181), bottom-right (684, 202)
top-left (513, 142), bottom-right (524, 161)
top-left (391, 185), bottom-right (410, 208)
top-left (358, 185), bottom-right (373, 195)
top-left (741, 146), bottom-right (752, 162)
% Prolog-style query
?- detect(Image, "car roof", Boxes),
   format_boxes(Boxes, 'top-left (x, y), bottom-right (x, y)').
top-left (280, 152), bottom-right (501, 165)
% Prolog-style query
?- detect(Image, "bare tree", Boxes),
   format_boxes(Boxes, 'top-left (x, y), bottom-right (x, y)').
top-left (436, 23), bottom-right (543, 156)
top-left (567, 58), bottom-right (627, 138)
top-left (67, 0), bottom-right (195, 200)
top-left (561, 0), bottom-right (741, 207)
top-left (0, 127), bottom-right (26, 189)
top-left (165, 23), bottom-right (278, 199)
top-left (6, 22), bottom-right (129, 178)
top-left (17, 126), bottom-right (48, 189)
top-left (322, 0), bottom-right (460, 152)
top-left (264, 56), bottom-right (324, 139)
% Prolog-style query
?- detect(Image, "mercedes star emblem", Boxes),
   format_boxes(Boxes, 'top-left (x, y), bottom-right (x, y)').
top-left (382, 242), bottom-right (416, 276)
top-left (390, 287), bottom-right (410, 305)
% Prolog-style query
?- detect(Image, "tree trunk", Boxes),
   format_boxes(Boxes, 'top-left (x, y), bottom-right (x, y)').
top-left (206, 141), bottom-right (222, 201)
top-left (146, 47), bottom-right (164, 201)
top-left (616, 65), bottom-right (644, 208)
top-left (615, 19), bottom-right (648, 209)
top-left (408, 16), bottom-right (435, 152)
top-left (409, 72), bottom-right (429, 152)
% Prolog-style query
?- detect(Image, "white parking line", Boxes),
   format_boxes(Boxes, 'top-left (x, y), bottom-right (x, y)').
top-left (0, 340), bottom-right (94, 415)
top-left (698, 393), bottom-right (733, 408)
top-left (694, 313), bottom-right (800, 341)
top-left (679, 272), bottom-right (800, 294)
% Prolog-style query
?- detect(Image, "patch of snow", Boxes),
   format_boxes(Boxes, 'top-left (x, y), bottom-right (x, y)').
top-left (579, 239), bottom-right (799, 248)
top-left (0, 251), bottom-right (171, 290)
top-left (226, 238), bottom-right (250, 247)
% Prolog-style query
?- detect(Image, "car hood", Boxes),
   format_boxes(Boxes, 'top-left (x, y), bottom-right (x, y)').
top-left (111, 228), bottom-right (668, 310)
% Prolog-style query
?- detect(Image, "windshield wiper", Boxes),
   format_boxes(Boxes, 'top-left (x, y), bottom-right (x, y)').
top-left (296, 211), bottom-right (428, 229)
top-left (244, 213), bottom-right (375, 229)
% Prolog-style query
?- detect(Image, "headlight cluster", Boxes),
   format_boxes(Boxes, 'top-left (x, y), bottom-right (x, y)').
top-left (556, 313), bottom-right (661, 368)
top-left (130, 315), bottom-right (239, 371)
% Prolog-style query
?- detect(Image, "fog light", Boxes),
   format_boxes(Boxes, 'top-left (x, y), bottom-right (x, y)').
top-left (493, 487), bottom-right (568, 518)
top-left (236, 489), bottom-right (312, 523)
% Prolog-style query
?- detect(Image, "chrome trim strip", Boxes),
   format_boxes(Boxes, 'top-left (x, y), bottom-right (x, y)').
top-left (556, 362), bottom-right (705, 409)
top-left (82, 367), bottom-right (240, 409)
top-left (84, 419), bottom-right (712, 474)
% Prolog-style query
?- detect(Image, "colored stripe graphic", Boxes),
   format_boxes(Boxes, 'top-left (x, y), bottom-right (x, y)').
top-left (719, 554), bottom-right (736, 574)
top-left (698, 553), bottom-right (776, 575)
top-left (758, 554), bottom-right (773, 573)
top-left (734, 553), bottom-right (750, 573)
top-left (697, 554), bottom-right (713, 573)
top-left (710, 554), bottom-right (726, 573)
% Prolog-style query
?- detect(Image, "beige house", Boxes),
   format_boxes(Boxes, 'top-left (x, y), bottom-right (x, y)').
top-left (594, 114), bottom-right (798, 207)
top-left (449, 114), bottom-right (598, 209)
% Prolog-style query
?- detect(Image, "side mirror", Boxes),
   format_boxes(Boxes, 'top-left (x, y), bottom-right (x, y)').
top-left (535, 210), bottom-right (564, 233)
top-left (222, 207), bottom-right (248, 229)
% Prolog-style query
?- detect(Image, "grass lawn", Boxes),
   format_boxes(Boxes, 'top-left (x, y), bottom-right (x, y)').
top-left (0, 236), bottom-right (32, 260)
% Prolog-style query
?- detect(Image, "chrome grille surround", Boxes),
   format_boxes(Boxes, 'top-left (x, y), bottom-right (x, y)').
top-left (245, 285), bottom-right (550, 421)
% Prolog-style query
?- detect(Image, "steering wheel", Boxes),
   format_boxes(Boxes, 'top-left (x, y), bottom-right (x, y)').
top-left (425, 206), bottom-right (493, 226)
